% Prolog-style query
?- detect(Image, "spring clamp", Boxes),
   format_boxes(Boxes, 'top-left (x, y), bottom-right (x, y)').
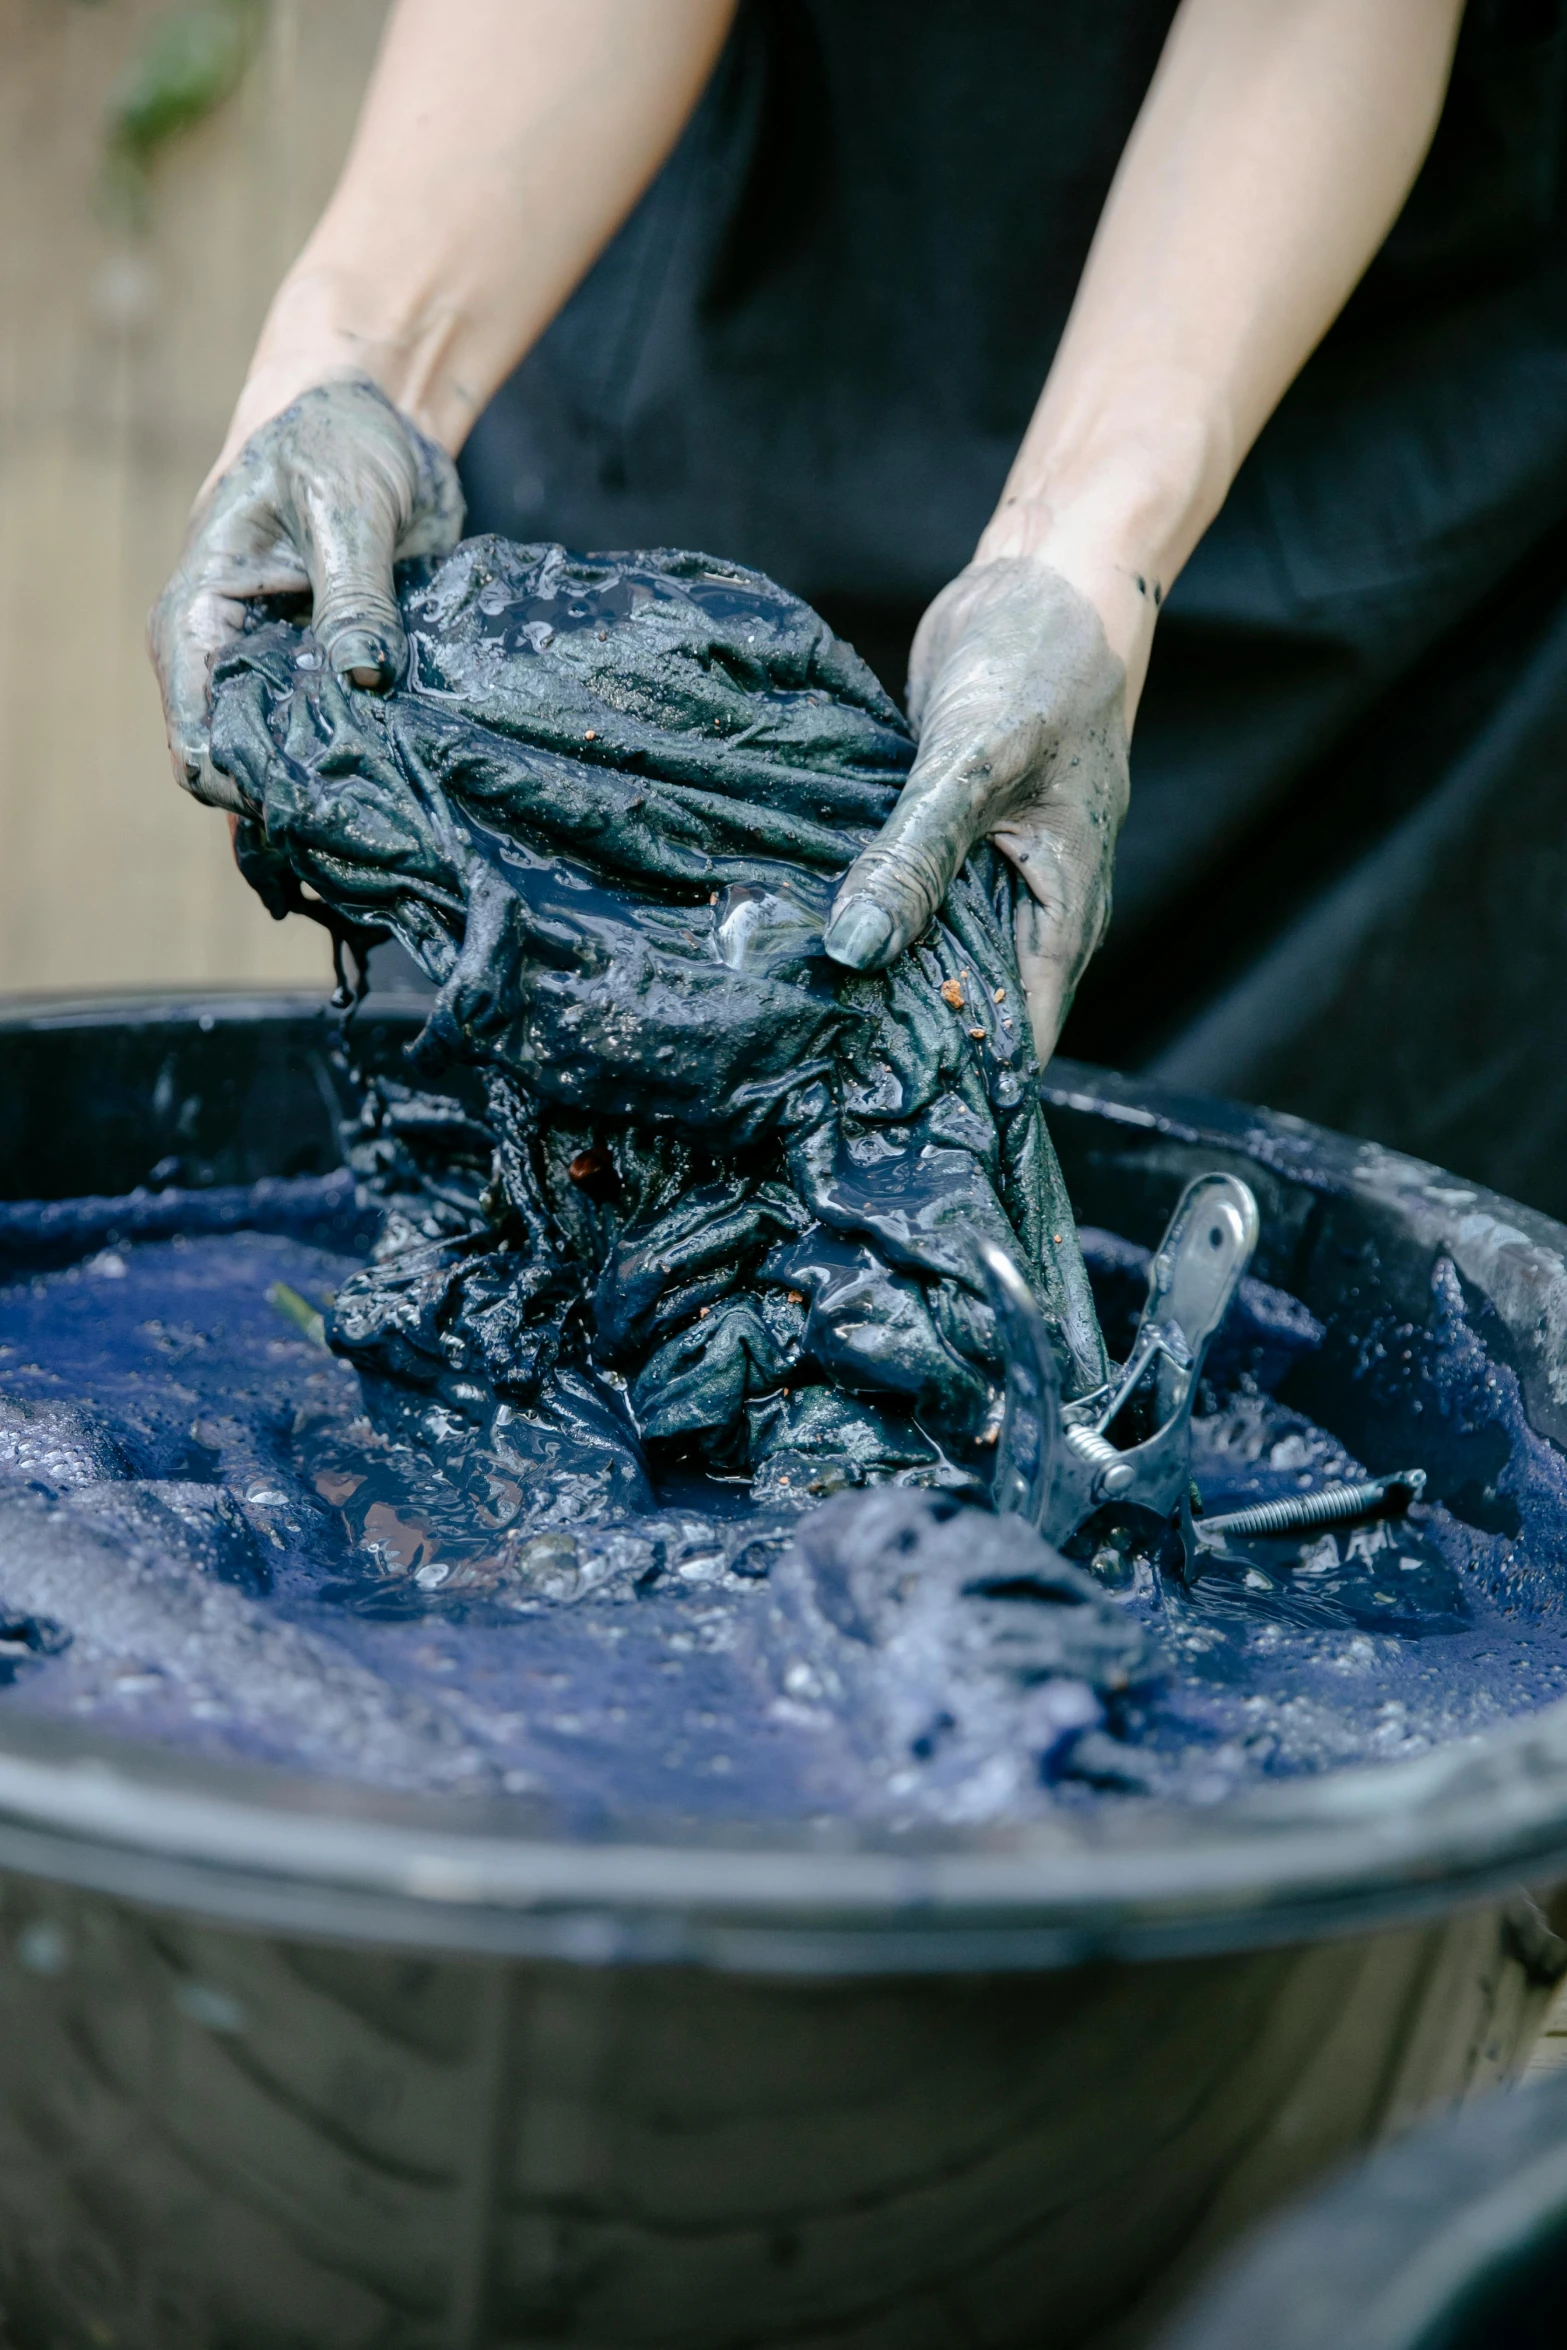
top-left (982, 1172), bottom-right (1261, 1577)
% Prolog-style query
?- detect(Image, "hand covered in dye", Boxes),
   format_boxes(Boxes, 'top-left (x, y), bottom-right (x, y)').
top-left (149, 378), bottom-right (464, 811)
top-left (822, 558), bottom-right (1129, 1064)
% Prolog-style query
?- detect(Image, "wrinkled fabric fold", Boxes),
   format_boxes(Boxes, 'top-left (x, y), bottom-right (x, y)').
top-left (212, 539), bottom-right (1105, 1513)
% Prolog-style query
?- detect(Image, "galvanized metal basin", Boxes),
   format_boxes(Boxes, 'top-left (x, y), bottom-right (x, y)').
top-left (0, 993), bottom-right (1565, 2350)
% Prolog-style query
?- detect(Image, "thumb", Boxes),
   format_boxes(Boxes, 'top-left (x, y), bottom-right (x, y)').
top-left (822, 752), bottom-right (990, 969)
top-left (823, 665), bottom-right (1005, 968)
top-left (825, 565), bottom-right (1039, 971)
top-left (293, 459), bottom-right (410, 691)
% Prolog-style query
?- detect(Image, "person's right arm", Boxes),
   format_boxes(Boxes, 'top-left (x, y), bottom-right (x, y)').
top-left (151, 0), bottom-right (737, 804)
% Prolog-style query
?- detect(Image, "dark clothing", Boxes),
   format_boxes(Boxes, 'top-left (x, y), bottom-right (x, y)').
top-left (461, 0), bottom-right (1567, 1218)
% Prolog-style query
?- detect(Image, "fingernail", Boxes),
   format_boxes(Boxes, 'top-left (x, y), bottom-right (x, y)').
top-left (824, 897), bottom-right (897, 969)
top-left (330, 631), bottom-right (393, 690)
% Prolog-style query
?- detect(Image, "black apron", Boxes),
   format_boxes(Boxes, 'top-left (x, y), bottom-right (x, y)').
top-left (460, 0), bottom-right (1567, 1218)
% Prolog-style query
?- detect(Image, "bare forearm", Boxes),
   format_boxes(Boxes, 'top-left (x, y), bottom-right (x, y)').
top-left (982, 0), bottom-right (1466, 709)
top-left (213, 0), bottom-right (735, 481)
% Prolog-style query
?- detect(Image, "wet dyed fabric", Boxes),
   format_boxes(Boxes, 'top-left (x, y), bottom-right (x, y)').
top-left (210, 540), bottom-right (1106, 1511)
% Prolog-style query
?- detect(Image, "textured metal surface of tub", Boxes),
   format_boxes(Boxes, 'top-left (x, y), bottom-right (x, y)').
top-left (0, 992), bottom-right (1566, 2350)
top-left (1155, 2066), bottom-right (1567, 2350)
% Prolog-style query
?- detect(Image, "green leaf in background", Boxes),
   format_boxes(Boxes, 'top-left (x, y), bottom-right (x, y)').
top-left (103, 0), bottom-right (266, 223)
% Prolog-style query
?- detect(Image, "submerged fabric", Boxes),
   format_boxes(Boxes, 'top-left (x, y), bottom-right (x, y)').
top-left (461, 0), bottom-right (1567, 1216)
top-left (211, 541), bottom-right (1105, 1507)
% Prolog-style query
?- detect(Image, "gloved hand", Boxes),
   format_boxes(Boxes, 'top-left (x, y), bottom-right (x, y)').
top-left (149, 377), bottom-right (465, 812)
top-left (822, 556), bottom-right (1130, 1063)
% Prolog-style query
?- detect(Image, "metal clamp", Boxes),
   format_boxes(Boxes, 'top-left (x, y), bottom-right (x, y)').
top-left (982, 1172), bottom-right (1261, 1577)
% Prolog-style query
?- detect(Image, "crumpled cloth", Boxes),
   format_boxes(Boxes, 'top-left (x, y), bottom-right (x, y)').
top-left (213, 540), bottom-right (1106, 1506)
top-left (743, 1486), bottom-right (1161, 1811)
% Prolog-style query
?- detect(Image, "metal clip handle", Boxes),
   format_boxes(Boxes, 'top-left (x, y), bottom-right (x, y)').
top-left (983, 1171), bottom-right (1260, 1571)
top-left (981, 1239), bottom-right (1067, 1529)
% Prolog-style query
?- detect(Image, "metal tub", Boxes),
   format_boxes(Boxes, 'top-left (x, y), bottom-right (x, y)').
top-left (0, 993), bottom-right (1566, 2350)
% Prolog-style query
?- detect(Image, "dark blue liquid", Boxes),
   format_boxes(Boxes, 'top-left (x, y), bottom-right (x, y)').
top-left (3, 1177), bottom-right (1566, 1825)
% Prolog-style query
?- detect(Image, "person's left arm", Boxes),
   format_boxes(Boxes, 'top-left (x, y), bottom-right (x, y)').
top-left (824, 0), bottom-right (1468, 1061)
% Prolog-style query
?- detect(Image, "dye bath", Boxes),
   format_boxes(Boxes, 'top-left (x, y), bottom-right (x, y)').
top-left (10, 542), bottom-right (1564, 1830)
top-left (6, 1003), bottom-right (1567, 2350)
top-left (4, 1169), bottom-right (1567, 1825)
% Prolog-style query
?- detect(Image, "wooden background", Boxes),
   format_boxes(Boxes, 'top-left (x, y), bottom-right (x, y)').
top-left (0, 0), bottom-right (393, 998)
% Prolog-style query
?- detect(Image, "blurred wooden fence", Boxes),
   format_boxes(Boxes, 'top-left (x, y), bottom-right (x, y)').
top-left (0, 0), bottom-right (392, 996)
